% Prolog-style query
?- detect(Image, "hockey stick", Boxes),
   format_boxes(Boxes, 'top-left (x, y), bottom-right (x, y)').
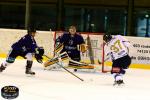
top-left (87, 34), bottom-right (95, 64)
top-left (98, 57), bottom-right (109, 64)
top-left (43, 55), bottom-right (84, 81)
top-left (98, 57), bottom-right (111, 73)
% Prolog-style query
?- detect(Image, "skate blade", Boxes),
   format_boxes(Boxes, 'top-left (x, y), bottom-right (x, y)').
top-left (113, 83), bottom-right (125, 87)
top-left (25, 73), bottom-right (35, 77)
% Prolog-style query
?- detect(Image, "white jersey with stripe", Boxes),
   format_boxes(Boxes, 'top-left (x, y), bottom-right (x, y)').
top-left (104, 35), bottom-right (130, 60)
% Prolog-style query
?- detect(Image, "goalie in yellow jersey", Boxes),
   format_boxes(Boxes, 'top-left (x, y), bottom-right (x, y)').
top-left (103, 34), bottom-right (131, 86)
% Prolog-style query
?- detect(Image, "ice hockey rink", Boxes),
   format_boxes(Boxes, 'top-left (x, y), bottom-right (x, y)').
top-left (0, 59), bottom-right (150, 100)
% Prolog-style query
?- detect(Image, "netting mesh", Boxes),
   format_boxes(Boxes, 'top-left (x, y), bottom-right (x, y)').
top-left (54, 31), bottom-right (110, 72)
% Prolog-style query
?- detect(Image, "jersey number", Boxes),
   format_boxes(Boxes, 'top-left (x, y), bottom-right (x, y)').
top-left (110, 40), bottom-right (122, 53)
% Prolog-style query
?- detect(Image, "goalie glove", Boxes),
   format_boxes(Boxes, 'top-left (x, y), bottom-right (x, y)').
top-left (78, 44), bottom-right (87, 53)
top-left (35, 47), bottom-right (44, 63)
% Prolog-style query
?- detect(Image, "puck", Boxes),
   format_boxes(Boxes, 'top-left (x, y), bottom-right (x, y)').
top-left (74, 69), bottom-right (77, 72)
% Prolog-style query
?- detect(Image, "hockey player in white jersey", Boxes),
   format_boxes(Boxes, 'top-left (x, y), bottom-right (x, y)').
top-left (103, 34), bottom-right (131, 85)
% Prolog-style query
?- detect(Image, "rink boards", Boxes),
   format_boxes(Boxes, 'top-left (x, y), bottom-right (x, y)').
top-left (0, 28), bottom-right (150, 70)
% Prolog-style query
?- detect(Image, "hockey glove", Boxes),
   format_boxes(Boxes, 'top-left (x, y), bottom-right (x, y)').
top-left (35, 54), bottom-right (43, 63)
top-left (35, 47), bottom-right (44, 63)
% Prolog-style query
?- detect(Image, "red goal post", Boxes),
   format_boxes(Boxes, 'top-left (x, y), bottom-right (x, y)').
top-left (54, 31), bottom-right (111, 73)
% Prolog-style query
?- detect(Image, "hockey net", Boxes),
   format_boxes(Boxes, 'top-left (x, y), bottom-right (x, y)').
top-left (53, 31), bottom-right (111, 73)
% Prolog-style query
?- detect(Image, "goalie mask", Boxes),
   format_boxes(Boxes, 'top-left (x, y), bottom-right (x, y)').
top-left (103, 34), bottom-right (112, 43)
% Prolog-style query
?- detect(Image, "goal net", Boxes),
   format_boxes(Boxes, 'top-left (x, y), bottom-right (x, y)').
top-left (53, 31), bottom-right (112, 73)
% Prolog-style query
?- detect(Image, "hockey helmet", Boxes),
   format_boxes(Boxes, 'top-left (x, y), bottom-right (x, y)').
top-left (28, 26), bottom-right (36, 34)
top-left (103, 34), bottom-right (112, 43)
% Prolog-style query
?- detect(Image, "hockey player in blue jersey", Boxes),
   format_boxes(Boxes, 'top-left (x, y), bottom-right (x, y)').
top-left (58, 25), bottom-right (86, 62)
top-left (0, 27), bottom-right (44, 75)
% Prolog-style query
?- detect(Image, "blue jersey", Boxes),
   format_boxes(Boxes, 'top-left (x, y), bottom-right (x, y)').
top-left (59, 32), bottom-right (84, 61)
top-left (12, 34), bottom-right (38, 53)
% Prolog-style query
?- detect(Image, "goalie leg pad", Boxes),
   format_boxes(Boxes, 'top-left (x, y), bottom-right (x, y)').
top-left (44, 52), bottom-right (69, 67)
top-left (68, 59), bottom-right (94, 69)
top-left (44, 57), bottom-right (59, 67)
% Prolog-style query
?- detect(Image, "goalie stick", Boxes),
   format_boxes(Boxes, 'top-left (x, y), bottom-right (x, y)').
top-left (87, 34), bottom-right (95, 64)
top-left (43, 54), bottom-right (84, 81)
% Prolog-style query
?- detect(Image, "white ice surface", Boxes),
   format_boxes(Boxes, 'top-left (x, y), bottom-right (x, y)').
top-left (0, 59), bottom-right (150, 100)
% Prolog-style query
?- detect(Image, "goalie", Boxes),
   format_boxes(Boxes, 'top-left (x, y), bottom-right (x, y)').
top-left (44, 25), bottom-right (90, 70)
top-left (58, 26), bottom-right (88, 71)
top-left (58, 25), bottom-right (87, 62)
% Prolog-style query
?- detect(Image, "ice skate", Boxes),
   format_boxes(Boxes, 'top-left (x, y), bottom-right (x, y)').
top-left (25, 61), bottom-right (35, 75)
top-left (0, 64), bottom-right (6, 72)
top-left (113, 80), bottom-right (124, 86)
top-left (25, 68), bottom-right (35, 75)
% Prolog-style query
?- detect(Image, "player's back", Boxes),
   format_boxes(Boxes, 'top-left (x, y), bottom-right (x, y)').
top-left (11, 34), bottom-right (37, 52)
top-left (106, 35), bottom-right (129, 60)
